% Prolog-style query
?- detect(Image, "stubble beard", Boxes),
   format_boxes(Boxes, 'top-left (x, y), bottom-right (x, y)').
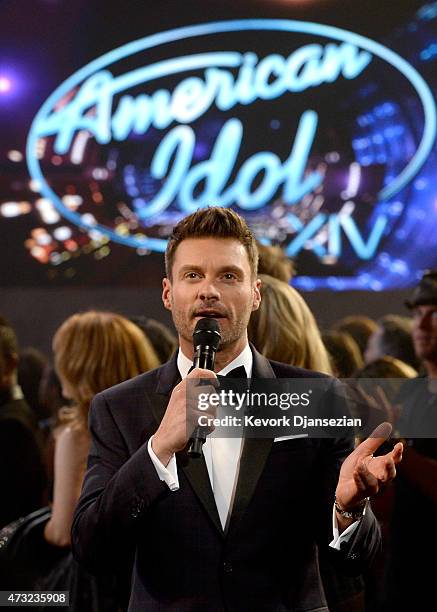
top-left (171, 308), bottom-right (251, 351)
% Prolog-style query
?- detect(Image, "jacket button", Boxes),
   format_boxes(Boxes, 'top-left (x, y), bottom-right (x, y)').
top-left (223, 562), bottom-right (233, 573)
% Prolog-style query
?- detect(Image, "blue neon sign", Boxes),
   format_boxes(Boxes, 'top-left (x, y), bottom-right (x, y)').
top-left (26, 19), bottom-right (436, 259)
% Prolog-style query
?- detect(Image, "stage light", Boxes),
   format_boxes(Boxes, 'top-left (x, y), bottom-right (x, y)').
top-left (7, 150), bottom-right (23, 162)
top-left (0, 201), bottom-right (31, 217)
top-left (62, 194), bottom-right (83, 209)
top-left (53, 226), bottom-right (72, 241)
top-left (36, 198), bottom-right (61, 224)
top-left (0, 77), bottom-right (11, 93)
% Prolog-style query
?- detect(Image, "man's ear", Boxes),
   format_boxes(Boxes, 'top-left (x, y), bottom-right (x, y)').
top-left (162, 277), bottom-right (172, 311)
top-left (252, 278), bottom-right (262, 312)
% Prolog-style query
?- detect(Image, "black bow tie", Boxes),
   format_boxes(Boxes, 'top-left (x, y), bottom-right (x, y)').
top-left (188, 365), bottom-right (247, 378)
top-left (219, 365), bottom-right (247, 379)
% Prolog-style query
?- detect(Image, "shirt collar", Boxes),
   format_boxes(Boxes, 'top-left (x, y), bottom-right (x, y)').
top-left (177, 343), bottom-right (252, 379)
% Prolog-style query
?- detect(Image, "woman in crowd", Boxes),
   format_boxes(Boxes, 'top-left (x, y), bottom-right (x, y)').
top-left (39, 311), bottom-right (159, 611)
top-left (44, 311), bottom-right (159, 547)
top-left (248, 273), bottom-right (332, 374)
top-left (322, 330), bottom-right (364, 378)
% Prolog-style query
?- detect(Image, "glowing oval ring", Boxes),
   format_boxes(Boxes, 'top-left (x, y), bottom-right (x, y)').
top-left (27, 19), bottom-right (436, 250)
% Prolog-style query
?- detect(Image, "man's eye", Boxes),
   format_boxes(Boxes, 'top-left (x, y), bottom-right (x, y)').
top-left (185, 272), bottom-right (200, 279)
top-left (223, 273), bottom-right (237, 280)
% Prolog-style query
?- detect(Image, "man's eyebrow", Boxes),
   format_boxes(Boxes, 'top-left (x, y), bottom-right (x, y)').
top-left (216, 265), bottom-right (245, 276)
top-left (178, 265), bottom-right (203, 275)
top-left (177, 264), bottom-right (245, 275)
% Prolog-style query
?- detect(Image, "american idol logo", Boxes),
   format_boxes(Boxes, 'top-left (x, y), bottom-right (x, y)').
top-left (26, 19), bottom-right (436, 276)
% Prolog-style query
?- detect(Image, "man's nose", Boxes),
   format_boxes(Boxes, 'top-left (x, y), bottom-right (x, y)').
top-left (198, 279), bottom-right (220, 301)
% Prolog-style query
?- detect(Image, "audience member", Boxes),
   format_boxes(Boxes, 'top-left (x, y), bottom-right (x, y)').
top-left (45, 310), bottom-right (160, 547)
top-left (17, 347), bottom-right (50, 422)
top-left (129, 315), bottom-right (177, 364)
top-left (353, 356), bottom-right (417, 419)
top-left (382, 271), bottom-right (437, 611)
top-left (256, 241), bottom-right (295, 282)
top-left (354, 356), bottom-right (417, 381)
top-left (248, 274), bottom-right (331, 373)
top-left (322, 330), bottom-right (364, 378)
top-left (364, 315), bottom-right (419, 370)
top-left (38, 366), bottom-right (67, 497)
top-left (40, 311), bottom-right (159, 611)
top-left (0, 316), bottom-right (47, 528)
top-left (333, 316), bottom-right (378, 359)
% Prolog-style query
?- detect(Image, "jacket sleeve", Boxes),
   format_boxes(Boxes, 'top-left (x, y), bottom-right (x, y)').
top-left (314, 379), bottom-right (382, 576)
top-left (71, 391), bottom-right (170, 574)
top-left (317, 435), bottom-right (381, 576)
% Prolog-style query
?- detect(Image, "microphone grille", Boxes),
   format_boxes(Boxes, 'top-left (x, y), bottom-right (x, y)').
top-left (193, 317), bottom-right (221, 349)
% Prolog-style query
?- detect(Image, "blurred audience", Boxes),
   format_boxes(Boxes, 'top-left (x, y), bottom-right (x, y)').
top-left (354, 355), bottom-right (417, 381)
top-left (129, 315), bottom-right (177, 364)
top-left (40, 311), bottom-right (160, 611)
top-left (333, 315), bottom-right (378, 359)
top-left (38, 366), bottom-right (65, 426)
top-left (45, 311), bottom-right (159, 547)
top-left (256, 242), bottom-right (295, 283)
top-left (364, 315), bottom-right (419, 370)
top-left (0, 316), bottom-right (47, 528)
top-left (17, 347), bottom-right (50, 422)
top-left (322, 330), bottom-right (363, 377)
top-left (351, 356), bottom-right (417, 427)
top-left (381, 271), bottom-right (437, 611)
top-left (349, 357), bottom-right (416, 612)
top-left (38, 366), bottom-right (66, 495)
top-left (248, 274), bottom-right (331, 373)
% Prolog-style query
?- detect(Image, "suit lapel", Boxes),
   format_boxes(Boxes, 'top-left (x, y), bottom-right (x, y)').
top-left (181, 452), bottom-right (224, 536)
top-left (227, 347), bottom-right (275, 538)
top-left (150, 352), bottom-right (182, 428)
top-left (153, 353), bottom-right (224, 537)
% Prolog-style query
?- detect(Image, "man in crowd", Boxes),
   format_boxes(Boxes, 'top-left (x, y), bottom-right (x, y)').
top-left (72, 207), bottom-right (402, 612)
top-left (0, 316), bottom-right (46, 528)
top-left (382, 270), bottom-right (437, 611)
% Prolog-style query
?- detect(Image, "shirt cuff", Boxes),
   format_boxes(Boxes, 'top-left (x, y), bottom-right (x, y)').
top-left (147, 436), bottom-right (179, 492)
top-left (329, 502), bottom-right (365, 550)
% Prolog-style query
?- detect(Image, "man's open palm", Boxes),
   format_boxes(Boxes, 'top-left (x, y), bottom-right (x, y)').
top-left (335, 422), bottom-right (403, 509)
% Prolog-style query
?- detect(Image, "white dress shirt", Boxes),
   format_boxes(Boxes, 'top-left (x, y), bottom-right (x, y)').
top-left (148, 345), bottom-right (361, 545)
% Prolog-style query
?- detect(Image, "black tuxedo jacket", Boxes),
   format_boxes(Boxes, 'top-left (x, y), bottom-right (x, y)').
top-left (72, 347), bottom-right (380, 612)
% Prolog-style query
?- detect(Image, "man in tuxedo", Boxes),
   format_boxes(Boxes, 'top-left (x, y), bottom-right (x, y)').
top-left (72, 207), bottom-right (403, 611)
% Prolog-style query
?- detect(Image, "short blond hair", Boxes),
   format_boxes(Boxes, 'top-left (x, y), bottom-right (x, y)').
top-left (53, 311), bottom-right (160, 426)
top-left (248, 275), bottom-right (332, 374)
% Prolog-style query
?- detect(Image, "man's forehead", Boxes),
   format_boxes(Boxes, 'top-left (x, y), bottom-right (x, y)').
top-left (173, 237), bottom-right (250, 267)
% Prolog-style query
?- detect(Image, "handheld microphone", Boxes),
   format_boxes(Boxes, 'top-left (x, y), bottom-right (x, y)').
top-left (188, 317), bottom-right (221, 458)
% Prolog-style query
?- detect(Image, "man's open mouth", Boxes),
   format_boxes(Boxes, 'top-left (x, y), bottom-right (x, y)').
top-left (194, 311), bottom-right (226, 319)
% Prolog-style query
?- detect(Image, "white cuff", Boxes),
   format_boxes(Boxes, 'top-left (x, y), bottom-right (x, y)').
top-left (329, 502), bottom-right (365, 550)
top-left (147, 436), bottom-right (179, 492)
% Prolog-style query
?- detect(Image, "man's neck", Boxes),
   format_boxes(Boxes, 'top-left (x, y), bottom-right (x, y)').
top-left (179, 335), bottom-right (249, 372)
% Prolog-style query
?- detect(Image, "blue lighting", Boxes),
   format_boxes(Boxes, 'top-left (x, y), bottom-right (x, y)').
top-left (27, 19), bottom-right (436, 248)
top-left (21, 16), bottom-right (437, 289)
